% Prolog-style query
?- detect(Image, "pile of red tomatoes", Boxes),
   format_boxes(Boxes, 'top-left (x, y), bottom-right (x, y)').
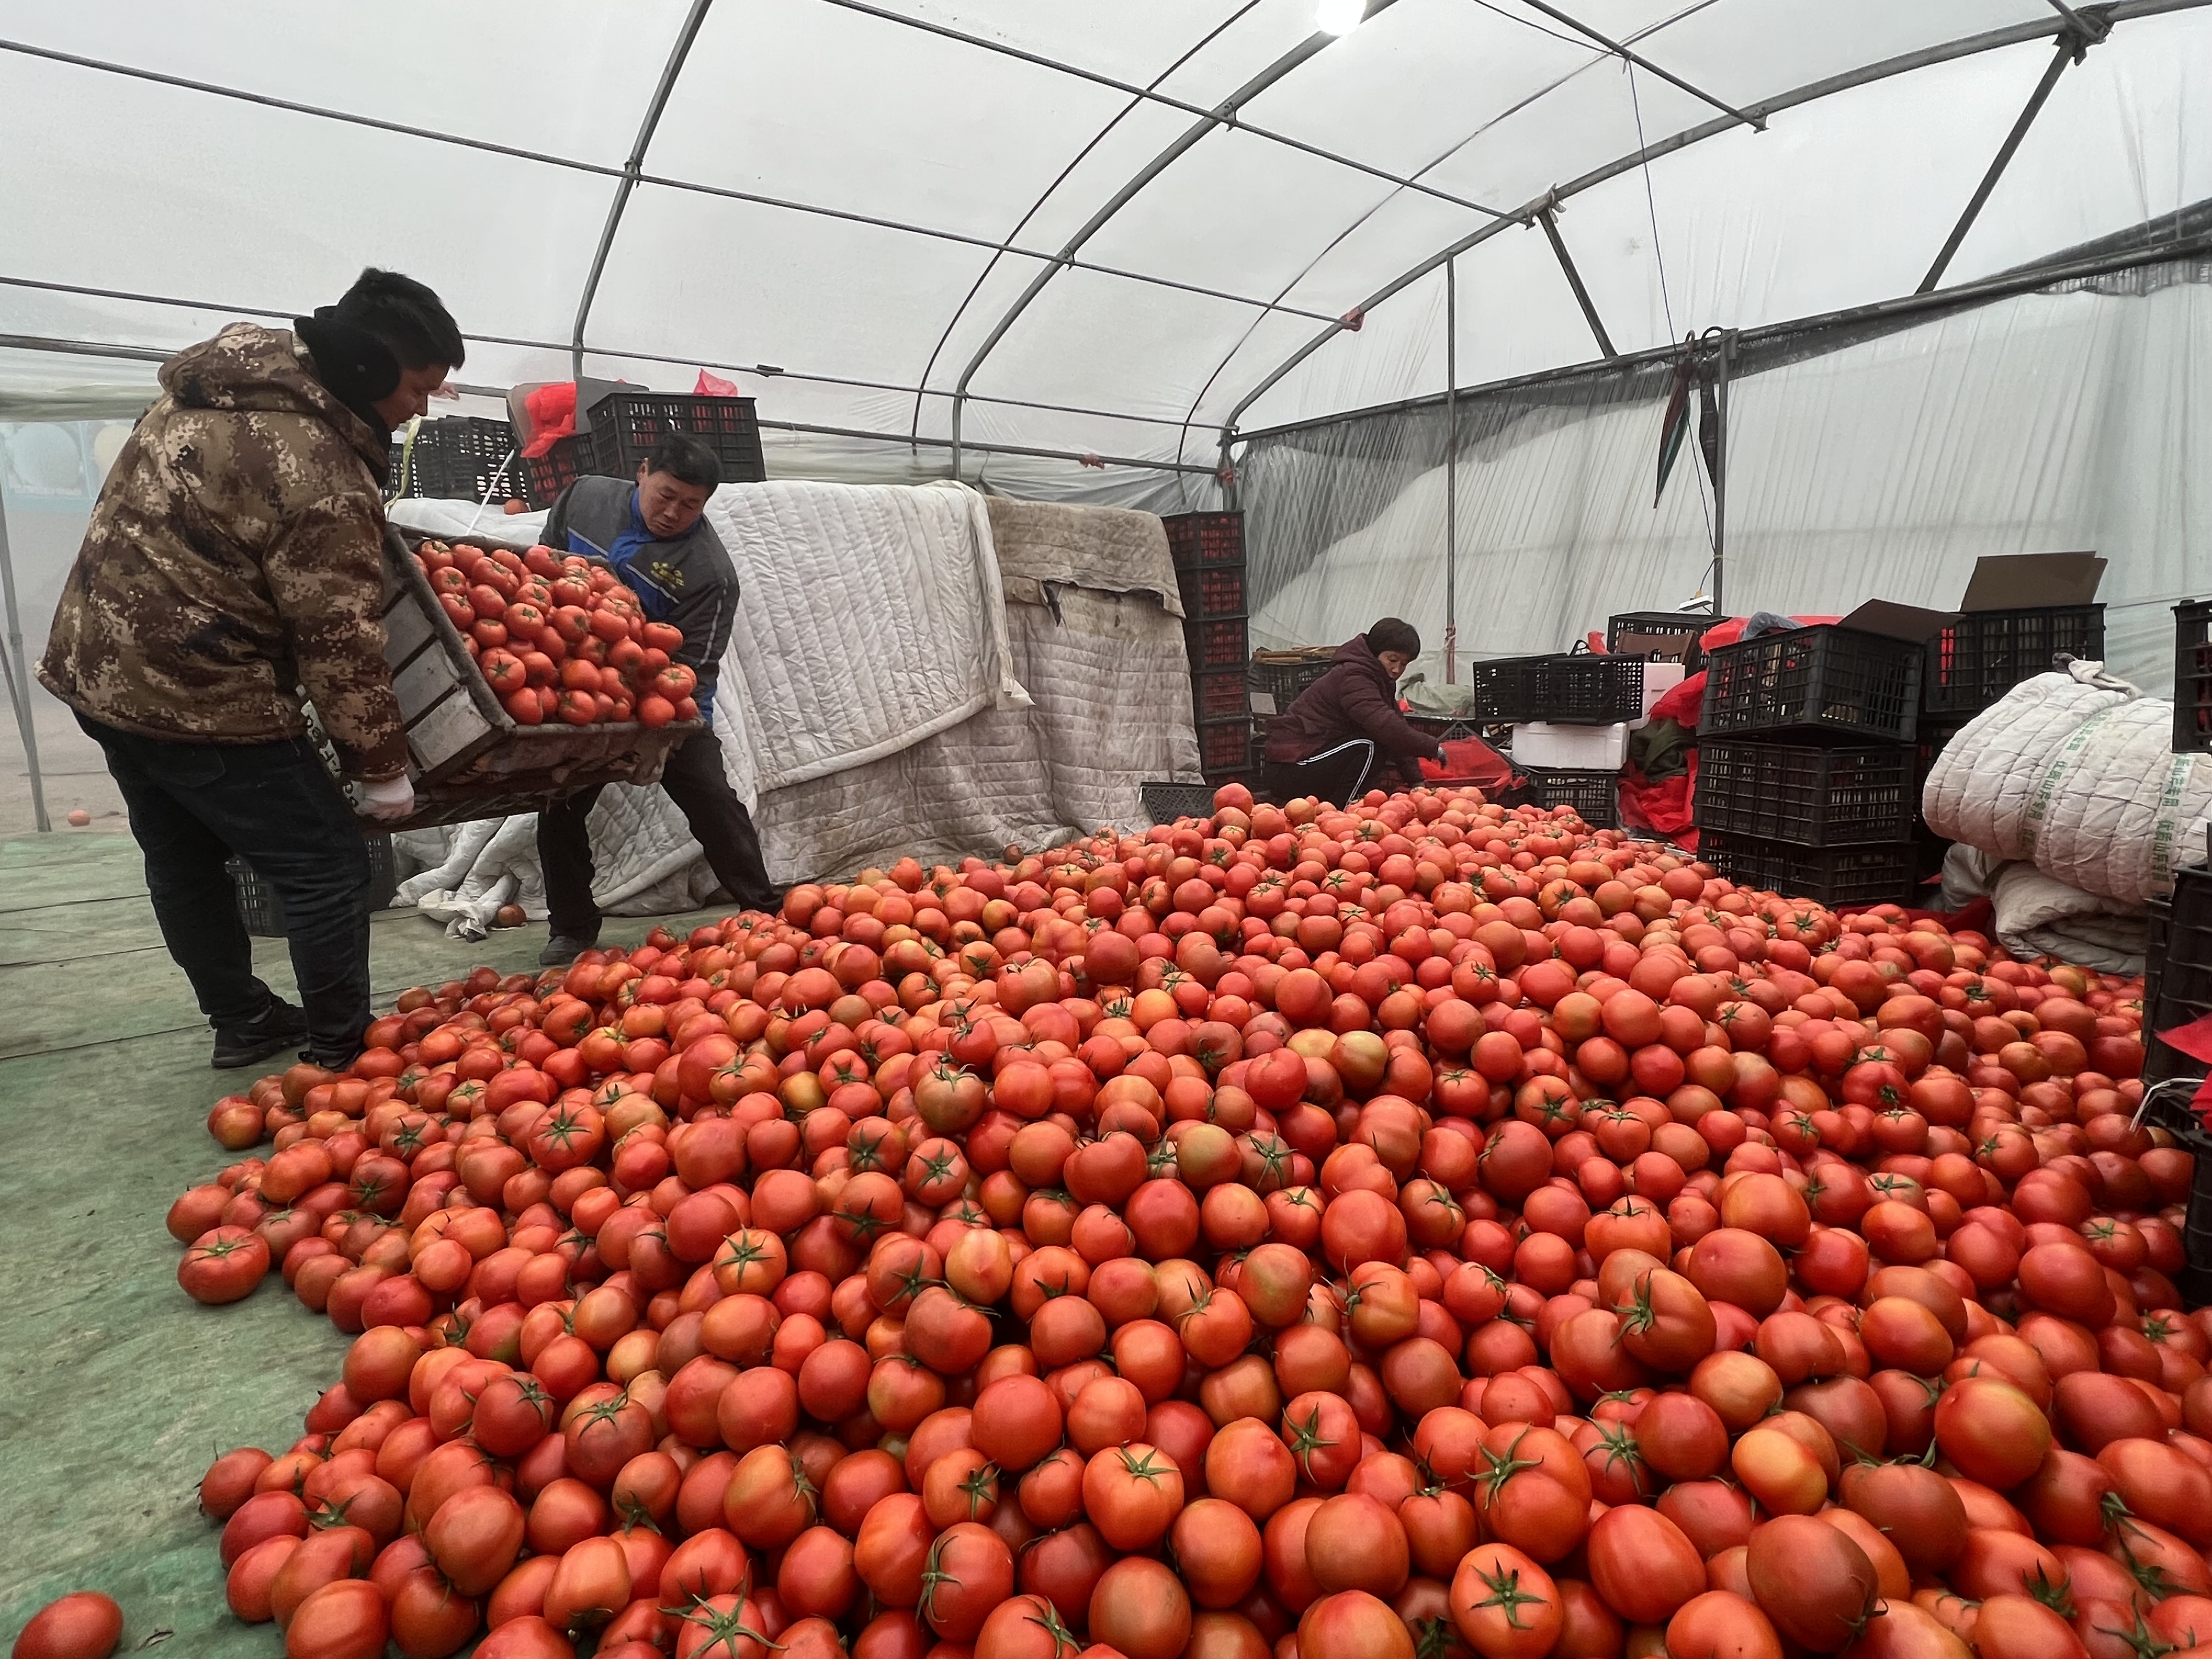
top-left (126, 782), bottom-right (2212, 1659)
top-left (415, 540), bottom-right (699, 730)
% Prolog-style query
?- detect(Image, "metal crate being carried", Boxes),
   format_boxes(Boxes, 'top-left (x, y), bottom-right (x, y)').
top-left (1523, 766), bottom-right (1618, 828)
top-left (1466, 653), bottom-right (1643, 726)
top-left (1700, 831), bottom-right (1916, 908)
top-left (378, 524), bottom-right (699, 830)
top-left (1702, 619), bottom-right (1929, 743)
top-left (1694, 739), bottom-right (1916, 846)
top-left (393, 415), bottom-right (530, 507)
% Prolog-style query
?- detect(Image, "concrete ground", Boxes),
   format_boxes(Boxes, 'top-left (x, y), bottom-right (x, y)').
top-left (0, 831), bottom-right (723, 1654)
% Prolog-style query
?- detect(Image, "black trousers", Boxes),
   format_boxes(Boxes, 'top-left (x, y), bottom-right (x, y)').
top-left (538, 727), bottom-right (780, 940)
top-left (77, 713), bottom-right (373, 1062)
top-left (1264, 738), bottom-right (1380, 808)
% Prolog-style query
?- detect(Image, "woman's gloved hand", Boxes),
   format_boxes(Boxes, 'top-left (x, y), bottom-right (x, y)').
top-left (358, 773), bottom-right (416, 823)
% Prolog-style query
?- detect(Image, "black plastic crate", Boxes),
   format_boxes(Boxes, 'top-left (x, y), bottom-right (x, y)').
top-left (1695, 739), bottom-right (1916, 846)
top-left (1186, 616), bottom-right (1250, 674)
top-left (1198, 718), bottom-right (1254, 777)
top-left (227, 835), bottom-right (399, 938)
top-left (1466, 653), bottom-right (1643, 725)
top-left (1177, 564), bottom-right (1248, 620)
top-left (1141, 781), bottom-right (1221, 822)
top-left (1163, 511), bottom-right (1245, 569)
top-left (1407, 713), bottom-right (1489, 744)
top-left (1607, 610), bottom-right (1717, 669)
top-left (583, 391), bottom-right (768, 486)
top-left (1700, 832), bottom-right (1916, 907)
top-left (2177, 601), bottom-right (2212, 754)
top-left (2146, 865), bottom-right (2212, 1086)
top-left (1924, 604), bottom-right (2104, 715)
top-left (1524, 766), bottom-right (1618, 828)
top-left (398, 415), bottom-right (529, 506)
top-left (1249, 651), bottom-right (1336, 715)
top-left (519, 435), bottom-right (588, 512)
top-left (1192, 666), bottom-right (1250, 724)
top-left (1703, 625), bottom-right (1923, 743)
top-left (1916, 718), bottom-right (1970, 787)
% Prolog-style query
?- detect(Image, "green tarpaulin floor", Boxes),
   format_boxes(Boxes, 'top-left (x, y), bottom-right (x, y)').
top-left (0, 832), bottom-right (723, 1655)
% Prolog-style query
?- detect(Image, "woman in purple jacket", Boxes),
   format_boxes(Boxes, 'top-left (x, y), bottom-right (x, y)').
top-left (1261, 618), bottom-right (1446, 805)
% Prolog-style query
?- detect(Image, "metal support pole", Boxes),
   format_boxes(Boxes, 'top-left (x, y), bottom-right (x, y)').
top-left (1712, 330), bottom-right (1733, 618)
top-left (950, 394), bottom-right (963, 484)
top-left (1538, 210), bottom-right (1617, 360)
top-left (1444, 257), bottom-right (1458, 684)
top-left (1217, 432), bottom-right (1237, 510)
top-left (0, 493), bottom-right (51, 832)
top-left (1919, 38), bottom-right (2081, 292)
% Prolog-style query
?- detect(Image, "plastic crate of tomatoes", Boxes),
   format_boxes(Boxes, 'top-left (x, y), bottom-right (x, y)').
top-left (376, 525), bottom-right (700, 828)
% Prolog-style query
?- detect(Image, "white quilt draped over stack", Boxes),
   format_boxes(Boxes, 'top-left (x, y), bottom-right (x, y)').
top-left (387, 485), bottom-right (1200, 936)
top-left (1922, 663), bottom-right (2212, 972)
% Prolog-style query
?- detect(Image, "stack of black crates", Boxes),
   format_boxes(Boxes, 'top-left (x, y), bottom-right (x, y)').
top-left (2140, 864), bottom-right (2212, 1304)
top-left (1469, 653), bottom-right (1644, 827)
top-left (2150, 597), bottom-right (2212, 1091)
top-left (1916, 601), bottom-right (2107, 881)
top-left (1163, 511), bottom-right (1254, 787)
top-left (397, 393), bottom-right (771, 512)
top-left (1695, 625), bottom-right (1924, 906)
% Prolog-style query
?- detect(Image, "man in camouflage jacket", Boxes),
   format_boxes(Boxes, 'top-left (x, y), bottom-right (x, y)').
top-left (38, 269), bottom-right (462, 1069)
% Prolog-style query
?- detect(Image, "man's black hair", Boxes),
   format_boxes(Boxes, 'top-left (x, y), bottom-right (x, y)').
top-left (1367, 617), bottom-right (1421, 658)
top-left (646, 432), bottom-right (721, 492)
top-left (334, 268), bottom-right (465, 371)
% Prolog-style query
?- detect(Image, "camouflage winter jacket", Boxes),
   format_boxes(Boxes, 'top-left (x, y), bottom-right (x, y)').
top-left (37, 323), bottom-right (408, 777)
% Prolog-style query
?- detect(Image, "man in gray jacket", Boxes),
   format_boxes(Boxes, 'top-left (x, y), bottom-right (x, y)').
top-left (536, 433), bottom-right (780, 962)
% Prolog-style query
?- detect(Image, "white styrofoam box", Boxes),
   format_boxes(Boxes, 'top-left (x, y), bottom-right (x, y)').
top-left (1512, 721), bottom-right (1628, 770)
top-left (1634, 661), bottom-right (1686, 726)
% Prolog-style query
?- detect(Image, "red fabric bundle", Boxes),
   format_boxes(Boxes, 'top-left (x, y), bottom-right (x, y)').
top-left (521, 382), bottom-right (578, 458)
top-left (1419, 735), bottom-right (1516, 794)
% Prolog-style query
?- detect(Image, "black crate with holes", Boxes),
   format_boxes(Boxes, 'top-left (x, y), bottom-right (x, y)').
top-left (1607, 610), bottom-right (1717, 669)
top-left (1197, 717), bottom-right (1256, 778)
top-left (2177, 601), bottom-right (2212, 754)
top-left (1703, 624), bottom-right (1923, 743)
top-left (1700, 832), bottom-right (1917, 908)
top-left (1523, 766), bottom-right (1618, 828)
top-left (2146, 865), bottom-right (2212, 1086)
top-left (396, 415), bottom-right (530, 506)
top-left (582, 391), bottom-right (767, 485)
top-left (1695, 738), bottom-right (1917, 847)
top-left (1249, 650), bottom-right (1335, 716)
top-left (1192, 667), bottom-right (1250, 725)
top-left (519, 436), bottom-right (588, 513)
top-left (1466, 653), bottom-right (1643, 725)
top-left (1186, 616), bottom-right (1249, 674)
top-left (1177, 563), bottom-right (1248, 619)
top-left (1924, 603), bottom-right (2104, 715)
top-left (229, 837), bottom-right (398, 938)
top-left (1163, 511), bottom-right (1244, 569)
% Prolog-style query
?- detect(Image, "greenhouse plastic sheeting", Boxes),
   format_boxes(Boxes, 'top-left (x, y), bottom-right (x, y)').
top-left (3, 0), bottom-right (2210, 466)
top-left (1240, 257), bottom-right (2212, 690)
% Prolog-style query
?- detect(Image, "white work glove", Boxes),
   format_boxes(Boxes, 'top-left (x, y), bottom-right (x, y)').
top-left (358, 774), bottom-right (416, 823)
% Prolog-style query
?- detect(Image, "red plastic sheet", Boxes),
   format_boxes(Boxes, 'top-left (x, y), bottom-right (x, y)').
top-left (1418, 735), bottom-right (1516, 794)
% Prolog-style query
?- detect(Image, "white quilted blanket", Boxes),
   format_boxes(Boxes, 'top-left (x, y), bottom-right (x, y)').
top-left (1923, 663), bottom-right (2212, 906)
top-left (387, 489), bottom-right (1198, 935)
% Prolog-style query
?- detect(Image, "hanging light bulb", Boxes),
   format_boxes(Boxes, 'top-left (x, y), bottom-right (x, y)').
top-left (1316, 0), bottom-right (1365, 36)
